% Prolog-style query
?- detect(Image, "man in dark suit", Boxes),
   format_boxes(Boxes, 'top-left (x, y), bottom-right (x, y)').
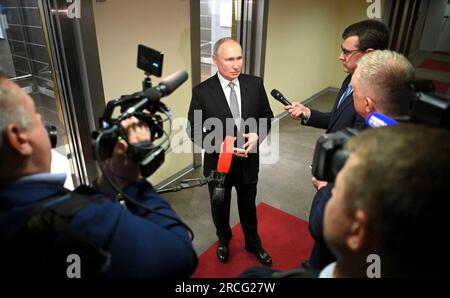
top-left (285, 20), bottom-right (390, 270)
top-left (187, 38), bottom-right (274, 265)
top-left (285, 20), bottom-right (389, 132)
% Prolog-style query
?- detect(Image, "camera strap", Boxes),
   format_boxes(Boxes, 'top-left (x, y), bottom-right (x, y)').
top-left (2, 186), bottom-right (111, 278)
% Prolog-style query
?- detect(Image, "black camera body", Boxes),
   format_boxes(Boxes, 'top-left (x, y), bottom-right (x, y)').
top-left (311, 80), bottom-right (450, 182)
top-left (94, 111), bottom-right (164, 162)
top-left (311, 128), bottom-right (358, 182)
top-left (92, 45), bottom-right (171, 178)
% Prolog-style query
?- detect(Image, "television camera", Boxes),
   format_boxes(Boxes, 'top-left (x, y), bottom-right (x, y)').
top-left (92, 45), bottom-right (187, 178)
top-left (311, 80), bottom-right (450, 182)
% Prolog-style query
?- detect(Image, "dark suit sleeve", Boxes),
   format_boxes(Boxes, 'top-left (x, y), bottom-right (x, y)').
top-left (353, 113), bottom-right (366, 129)
top-left (110, 180), bottom-right (198, 277)
top-left (256, 79), bottom-right (274, 143)
top-left (308, 183), bottom-right (333, 244)
top-left (303, 109), bottom-right (331, 130)
top-left (71, 180), bottom-right (198, 278)
top-left (187, 87), bottom-right (205, 150)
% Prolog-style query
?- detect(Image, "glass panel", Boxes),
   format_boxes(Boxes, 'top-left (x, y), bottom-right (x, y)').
top-left (0, 0), bottom-right (74, 189)
top-left (199, 0), bottom-right (233, 82)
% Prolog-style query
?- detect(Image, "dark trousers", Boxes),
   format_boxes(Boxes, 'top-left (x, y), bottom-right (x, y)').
top-left (308, 183), bottom-right (336, 269)
top-left (308, 242), bottom-right (336, 270)
top-left (208, 178), bottom-right (261, 250)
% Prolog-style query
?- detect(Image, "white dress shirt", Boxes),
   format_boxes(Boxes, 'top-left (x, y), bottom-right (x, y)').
top-left (217, 72), bottom-right (242, 118)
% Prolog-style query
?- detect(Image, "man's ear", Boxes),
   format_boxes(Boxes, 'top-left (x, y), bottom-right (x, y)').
top-left (347, 209), bottom-right (369, 252)
top-left (364, 48), bottom-right (375, 54)
top-left (212, 55), bottom-right (218, 65)
top-left (5, 124), bottom-right (32, 156)
top-left (365, 96), bottom-right (376, 114)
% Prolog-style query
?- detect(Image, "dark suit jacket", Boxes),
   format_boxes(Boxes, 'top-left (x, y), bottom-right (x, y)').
top-left (187, 73), bottom-right (274, 184)
top-left (305, 74), bottom-right (365, 133)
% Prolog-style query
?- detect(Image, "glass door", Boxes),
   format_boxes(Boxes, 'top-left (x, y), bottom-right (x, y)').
top-left (198, 0), bottom-right (267, 81)
top-left (0, 0), bottom-right (74, 188)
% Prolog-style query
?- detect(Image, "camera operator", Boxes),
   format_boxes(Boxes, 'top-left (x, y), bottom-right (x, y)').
top-left (307, 50), bottom-right (415, 270)
top-left (0, 71), bottom-right (198, 278)
top-left (320, 124), bottom-right (450, 277)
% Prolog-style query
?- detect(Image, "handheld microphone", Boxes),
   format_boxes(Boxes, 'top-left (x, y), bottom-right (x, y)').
top-left (271, 89), bottom-right (307, 120)
top-left (271, 89), bottom-right (292, 106)
top-left (366, 112), bottom-right (398, 127)
top-left (212, 136), bottom-right (234, 204)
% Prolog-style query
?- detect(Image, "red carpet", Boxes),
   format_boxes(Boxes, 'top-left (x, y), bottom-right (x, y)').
top-left (419, 59), bottom-right (450, 72)
top-left (191, 202), bottom-right (314, 278)
top-left (432, 81), bottom-right (450, 94)
top-left (433, 51), bottom-right (450, 56)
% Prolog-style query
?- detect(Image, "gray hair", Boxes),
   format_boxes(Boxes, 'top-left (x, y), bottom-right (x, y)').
top-left (356, 50), bottom-right (415, 117)
top-left (213, 37), bottom-right (241, 56)
top-left (0, 78), bottom-right (33, 148)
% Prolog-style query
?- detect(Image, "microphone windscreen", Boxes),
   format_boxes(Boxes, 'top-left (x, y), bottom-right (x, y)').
top-left (160, 70), bottom-right (189, 95)
top-left (270, 89), bottom-right (291, 105)
top-left (270, 89), bottom-right (281, 98)
top-left (217, 136), bottom-right (234, 174)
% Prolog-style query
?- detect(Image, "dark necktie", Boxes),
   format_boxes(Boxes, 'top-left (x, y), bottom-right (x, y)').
top-left (337, 83), bottom-right (352, 109)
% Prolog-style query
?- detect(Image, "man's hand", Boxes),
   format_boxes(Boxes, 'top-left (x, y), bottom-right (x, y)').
top-left (97, 117), bottom-right (151, 193)
top-left (232, 133), bottom-right (258, 158)
top-left (284, 102), bottom-right (311, 121)
top-left (312, 176), bottom-right (328, 190)
top-left (233, 147), bottom-right (247, 158)
top-left (243, 133), bottom-right (259, 156)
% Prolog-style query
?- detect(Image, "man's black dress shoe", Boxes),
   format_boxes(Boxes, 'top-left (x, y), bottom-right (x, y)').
top-left (246, 246), bottom-right (272, 266)
top-left (217, 243), bottom-right (229, 263)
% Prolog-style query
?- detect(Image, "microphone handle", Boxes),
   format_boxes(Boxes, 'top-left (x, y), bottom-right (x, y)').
top-left (278, 98), bottom-right (291, 106)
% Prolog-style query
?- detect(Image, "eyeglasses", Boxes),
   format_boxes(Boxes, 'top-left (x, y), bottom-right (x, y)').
top-left (340, 45), bottom-right (361, 57)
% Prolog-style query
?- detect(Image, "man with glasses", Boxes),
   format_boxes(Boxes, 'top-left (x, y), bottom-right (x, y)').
top-left (285, 19), bottom-right (389, 133)
top-left (286, 20), bottom-right (390, 270)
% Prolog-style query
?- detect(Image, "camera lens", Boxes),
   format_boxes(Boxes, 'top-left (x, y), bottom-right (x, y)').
top-left (46, 125), bottom-right (58, 148)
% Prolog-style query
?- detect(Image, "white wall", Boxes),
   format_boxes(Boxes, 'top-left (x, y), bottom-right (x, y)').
top-left (93, 0), bottom-right (193, 185)
top-left (420, 0), bottom-right (448, 51)
top-left (437, 3), bottom-right (450, 52)
top-left (264, 0), bottom-right (340, 117)
top-left (264, 0), bottom-right (384, 117)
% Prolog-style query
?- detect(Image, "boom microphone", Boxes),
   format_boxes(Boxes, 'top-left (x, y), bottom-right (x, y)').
top-left (159, 136), bottom-right (234, 195)
top-left (141, 70), bottom-right (189, 101)
top-left (212, 136), bottom-right (234, 204)
top-left (217, 136), bottom-right (234, 174)
top-left (271, 89), bottom-right (292, 106)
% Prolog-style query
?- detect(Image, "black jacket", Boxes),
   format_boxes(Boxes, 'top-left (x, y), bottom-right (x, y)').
top-left (187, 73), bottom-right (274, 184)
top-left (306, 74), bottom-right (365, 133)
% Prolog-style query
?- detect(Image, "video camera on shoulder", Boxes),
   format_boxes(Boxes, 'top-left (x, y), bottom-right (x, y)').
top-left (92, 45), bottom-right (188, 177)
top-left (311, 80), bottom-right (450, 182)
